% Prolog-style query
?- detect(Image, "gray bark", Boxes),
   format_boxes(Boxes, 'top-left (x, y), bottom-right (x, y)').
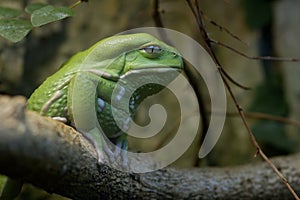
top-left (0, 95), bottom-right (299, 199)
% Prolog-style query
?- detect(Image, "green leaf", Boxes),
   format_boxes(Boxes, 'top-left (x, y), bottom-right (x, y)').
top-left (0, 7), bottom-right (22, 19)
top-left (31, 5), bottom-right (75, 27)
top-left (25, 3), bottom-right (48, 14)
top-left (0, 19), bottom-right (32, 42)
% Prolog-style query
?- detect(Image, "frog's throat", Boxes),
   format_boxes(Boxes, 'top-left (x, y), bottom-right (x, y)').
top-left (120, 67), bottom-right (182, 79)
top-left (86, 67), bottom-right (182, 83)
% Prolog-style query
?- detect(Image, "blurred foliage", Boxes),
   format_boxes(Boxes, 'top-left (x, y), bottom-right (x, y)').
top-left (249, 79), bottom-right (297, 155)
top-left (0, 175), bottom-right (5, 194)
top-left (0, 19), bottom-right (32, 42)
top-left (0, 7), bottom-right (22, 19)
top-left (241, 0), bottom-right (273, 29)
top-left (0, 3), bottom-right (74, 42)
top-left (15, 184), bottom-right (69, 200)
top-left (0, 176), bottom-right (69, 200)
top-left (243, 0), bottom-right (297, 156)
top-left (30, 5), bottom-right (74, 27)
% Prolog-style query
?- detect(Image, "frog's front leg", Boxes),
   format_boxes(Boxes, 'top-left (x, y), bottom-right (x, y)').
top-left (97, 97), bottom-right (130, 168)
top-left (80, 127), bottom-right (115, 163)
top-left (39, 90), bottom-right (69, 123)
top-left (114, 134), bottom-right (129, 168)
top-left (67, 72), bottom-right (117, 164)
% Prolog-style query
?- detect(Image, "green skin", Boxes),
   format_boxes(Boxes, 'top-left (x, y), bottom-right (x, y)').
top-left (27, 33), bottom-right (183, 165)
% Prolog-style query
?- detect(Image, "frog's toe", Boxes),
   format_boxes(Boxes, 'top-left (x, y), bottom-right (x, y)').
top-left (95, 149), bottom-right (105, 164)
top-left (52, 116), bottom-right (68, 123)
top-left (80, 130), bottom-right (114, 164)
top-left (115, 138), bottom-right (128, 169)
top-left (120, 147), bottom-right (128, 169)
top-left (102, 142), bottom-right (115, 163)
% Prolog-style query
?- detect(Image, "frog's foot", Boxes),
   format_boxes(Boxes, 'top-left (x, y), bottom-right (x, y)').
top-left (101, 139), bottom-right (115, 163)
top-left (52, 116), bottom-right (68, 123)
top-left (80, 130), bottom-right (114, 164)
top-left (114, 135), bottom-right (128, 169)
top-left (80, 128), bottom-right (128, 169)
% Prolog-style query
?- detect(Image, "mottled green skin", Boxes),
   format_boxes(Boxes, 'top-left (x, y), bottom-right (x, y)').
top-left (27, 50), bottom-right (88, 118)
top-left (27, 33), bottom-right (183, 159)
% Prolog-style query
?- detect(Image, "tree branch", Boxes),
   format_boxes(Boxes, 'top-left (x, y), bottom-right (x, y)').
top-left (0, 95), bottom-right (300, 199)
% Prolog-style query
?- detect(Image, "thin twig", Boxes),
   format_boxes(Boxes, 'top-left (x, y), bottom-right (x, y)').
top-left (210, 39), bottom-right (300, 62)
top-left (226, 111), bottom-right (300, 128)
top-left (151, 0), bottom-right (172, 45)
top-left (207, 110), bottom-right (300, 128)
top-left (220, 67), bottom-right (251, 90)
top-left (186, 0), bottom-right (300, 199)
top-left (203, 15), bottom-right (248, 46)
top-left (70, 0), bottom-right (89, 9)
top-left (151, 0), bottom-right (164, 27)
top-left (186, 0), bottom-right (250, 90)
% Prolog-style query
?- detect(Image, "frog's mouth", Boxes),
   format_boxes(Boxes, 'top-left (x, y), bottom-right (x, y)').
top-left (86, 66), bottom-right (182, 83)
top-left (120, 67), bottom-right (182, 79)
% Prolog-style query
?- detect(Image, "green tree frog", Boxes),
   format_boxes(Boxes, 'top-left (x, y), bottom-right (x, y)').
top-left (27, 33), bottom-right (183, 166)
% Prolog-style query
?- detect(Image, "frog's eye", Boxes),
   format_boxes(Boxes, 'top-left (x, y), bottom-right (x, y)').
top-left (140, 45), bottom-right (162, 59)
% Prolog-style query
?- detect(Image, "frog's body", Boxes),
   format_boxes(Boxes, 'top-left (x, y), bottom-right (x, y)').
top-left (27, 33), bottom-right (183, 164)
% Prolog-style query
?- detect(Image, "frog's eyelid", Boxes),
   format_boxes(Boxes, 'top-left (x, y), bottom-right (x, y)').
top-left (140, 45), bottom-right (162, 54)
top-left (139, 45), bottom-right (163, 59)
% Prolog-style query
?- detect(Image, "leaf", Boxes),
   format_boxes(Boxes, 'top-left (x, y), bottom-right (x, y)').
top-left (0, 7), bottom-right (22, 19)
top-left (0, 19), bottom-right (32, 42)
top-left (25, 3), bottom-right (48, 14)
top-left (31, 5), bottom-right (75, 27)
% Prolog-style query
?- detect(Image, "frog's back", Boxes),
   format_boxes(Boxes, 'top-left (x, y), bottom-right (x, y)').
top-left (27, 51), bottom-right (85, 117)
top-left (27, 71), bottom-right (72, 117)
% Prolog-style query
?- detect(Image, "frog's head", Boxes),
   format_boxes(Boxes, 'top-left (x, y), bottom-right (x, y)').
top-left (110, 33), bottom-right (184, 111)
top-left (84, 33), bottom-right (184, 107)
top-left (119, 33), bottom-right (183, 74)
top-left (85, 33), bottom-right (183, 79)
